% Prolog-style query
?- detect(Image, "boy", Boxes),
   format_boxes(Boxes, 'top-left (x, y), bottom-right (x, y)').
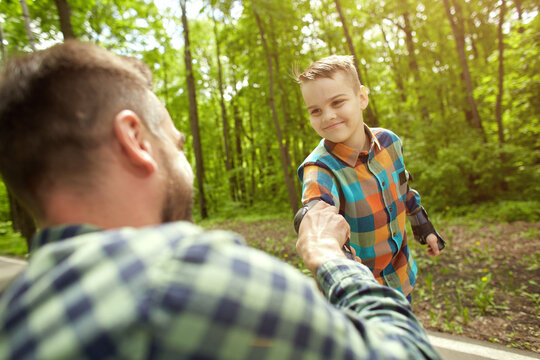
top-left (296, 55), bottom-right (444, 297)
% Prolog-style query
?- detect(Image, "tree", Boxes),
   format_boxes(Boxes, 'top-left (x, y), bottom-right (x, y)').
top-left (53, 0), bottom-right (75, 40)
top-left (397, 0), bottom-right (431, 123)
top-left (495, 0), bottom-right (506, 144)
top-left (333, 0), bottom-right (378, 126)
top-left (443, 0), bottom-right (486, 140)
top-left (253, 7), bottom-right (299, 214)
top-left (0, 21), bottom-right (6, 62)
top-left (19, 0), bottom-right (36, 51)
top-left (211, 9), bottom-right (234, 193)
top-left (181, 0), bottom-right (208, 218)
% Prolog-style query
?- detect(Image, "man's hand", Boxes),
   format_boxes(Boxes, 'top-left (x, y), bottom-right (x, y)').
top-left (296, 201), bottom-right (351, 274)
top-left (426, 233), bottom-right (442, 257)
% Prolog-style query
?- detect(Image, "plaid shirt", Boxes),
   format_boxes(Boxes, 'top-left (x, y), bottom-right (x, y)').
top-left (298, 126), bottom-right (422, 295)
top-left (0, 222), bottom-right (440, 359)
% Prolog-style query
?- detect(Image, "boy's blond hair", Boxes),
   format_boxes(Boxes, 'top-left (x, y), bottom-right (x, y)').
top-left (296, 55), bottom-right (361, 92)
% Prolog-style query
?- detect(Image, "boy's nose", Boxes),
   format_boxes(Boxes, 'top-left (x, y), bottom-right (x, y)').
top-left (325, 111), bottom-right (337, 122)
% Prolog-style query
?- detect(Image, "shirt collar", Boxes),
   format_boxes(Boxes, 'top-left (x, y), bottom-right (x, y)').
top-left (323, 125), bottom-right (381, 167)
top-left (30, 224), bottom-right (101, 253)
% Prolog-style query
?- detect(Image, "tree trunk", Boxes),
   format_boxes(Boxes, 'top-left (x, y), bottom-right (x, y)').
top-left (443, 0), bottom-right (486, 141)
top-left (379, 24), bottom-right (406, 104)
top-left (180, 0), bottom-right (208, 218)
top-left (333, 0), bottom-right (378, 126)
top-left (0, 21), bottom-right (6, 62)
top-left (253, 9), bottom-right (299, 214)
top-left (162, 50), bottom-right (170, 107)
top-left (19, 0), bottom-right (36, 51)
top-left (269, 23), bottom-right (294, 179)
top-left (248, 101), bottom-right (256, 206)
top-left (399, 0), bottom-right (431, 123)
top-left (53, 0), bottom-right (75, 40)
top-left (233, 102), bottom-right (246, 200)
top-left (211, 10), bottom-right (236, 200)
top-left (495, 0), bottom-right (505, 144)
top-left (515, 0), bottom-right (524, 33)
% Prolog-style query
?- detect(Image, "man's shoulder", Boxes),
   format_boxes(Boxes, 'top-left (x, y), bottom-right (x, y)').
top-left (20, 222), bottom-right (247, 287)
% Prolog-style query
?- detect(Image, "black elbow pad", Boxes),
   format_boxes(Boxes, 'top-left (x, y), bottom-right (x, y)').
top-left (408, 207), bottom-right (446, 250)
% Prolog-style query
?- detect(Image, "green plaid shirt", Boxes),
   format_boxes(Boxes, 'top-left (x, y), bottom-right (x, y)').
top-left (0, 222), bottom-right (439, 359)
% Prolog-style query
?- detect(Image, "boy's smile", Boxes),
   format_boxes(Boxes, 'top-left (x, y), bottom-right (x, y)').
top-left (301, 71), bottom-right (369, 150)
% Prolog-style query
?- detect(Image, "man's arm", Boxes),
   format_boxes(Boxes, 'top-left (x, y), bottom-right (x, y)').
top-left (297, 202), bottom-right (441, 359)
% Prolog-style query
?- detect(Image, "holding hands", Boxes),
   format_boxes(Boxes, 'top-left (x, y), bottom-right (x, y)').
top-left (296, 201), bottom-right (352, 274)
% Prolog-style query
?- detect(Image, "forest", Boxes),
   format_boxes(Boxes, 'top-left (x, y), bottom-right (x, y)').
top-left (0, 0), bottom-right (539, 352)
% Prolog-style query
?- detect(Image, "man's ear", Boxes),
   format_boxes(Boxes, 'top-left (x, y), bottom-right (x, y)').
top-left (113, 110), bottom-right (157, 174)
top-left (358, 85), bottom-right (369, 110)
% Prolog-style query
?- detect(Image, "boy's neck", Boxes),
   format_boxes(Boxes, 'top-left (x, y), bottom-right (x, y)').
top-left (348, 126), bottom-right (370, 152)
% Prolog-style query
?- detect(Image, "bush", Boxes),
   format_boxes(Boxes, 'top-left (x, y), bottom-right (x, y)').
top-left (0, 221), bottom-right (27, 256)
top-left (0, 180), bottom-right (11, 222)
top-left (407, 137), bottom-right (540, 212)
top-left (447, 200), bottom-right (540, 222)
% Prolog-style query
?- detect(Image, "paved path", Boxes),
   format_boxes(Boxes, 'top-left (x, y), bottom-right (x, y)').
top-left (0, 255), bottom-right (26, 292)
top-left (428, 331), bottom-right (540, 360)
top-left (0, 256), bottom-right (539, 359)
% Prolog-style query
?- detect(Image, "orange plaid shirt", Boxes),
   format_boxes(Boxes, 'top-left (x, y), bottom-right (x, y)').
top-left (298, 126), bottom-right (421, 295)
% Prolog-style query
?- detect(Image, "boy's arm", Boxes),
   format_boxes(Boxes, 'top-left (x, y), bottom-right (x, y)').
top-left (301, 165), bottom-right (341, 208)
top-left (400, 143), bottom-right (445, 253)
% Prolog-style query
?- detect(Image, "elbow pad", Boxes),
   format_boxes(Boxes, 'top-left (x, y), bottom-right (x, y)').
top-left (408, 207), bottom-right (446, 250)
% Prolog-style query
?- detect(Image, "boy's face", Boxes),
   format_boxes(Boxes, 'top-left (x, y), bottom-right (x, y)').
top-left (301, 71), bottom-right (368, 149)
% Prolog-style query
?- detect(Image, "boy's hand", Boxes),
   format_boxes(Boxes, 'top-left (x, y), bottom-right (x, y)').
top-left (296, 201), bottom-right (351, 274)
top-left (426, 233), bottom-right (442, 256)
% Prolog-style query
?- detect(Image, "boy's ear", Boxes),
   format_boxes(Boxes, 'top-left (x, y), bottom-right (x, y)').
top-left (113, 110), bottom-right (158, 174)
top-left (358, 85), bottom-right (369, 110)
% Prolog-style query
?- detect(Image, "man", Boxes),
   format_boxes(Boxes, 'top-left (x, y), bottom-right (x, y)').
top-left (0, 41), bottom-right (440, 359)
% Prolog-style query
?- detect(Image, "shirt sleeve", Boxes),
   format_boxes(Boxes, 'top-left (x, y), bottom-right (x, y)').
top-left (148, 229), bottom-right (440, 359)
top-left (317, 259), bottom-right (441, 359)
top-left (399, 140), bottom-right (422, 215)
top-left (301, 165), bottom-right (341, 209)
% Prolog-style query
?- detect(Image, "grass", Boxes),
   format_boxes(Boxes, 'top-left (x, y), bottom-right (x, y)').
top-left (200, 204), bottom-right (540, 353)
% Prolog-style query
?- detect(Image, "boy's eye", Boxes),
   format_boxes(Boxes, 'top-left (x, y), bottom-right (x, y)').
top-left (310, 109), bottom-right (321, 116)
top-left (332, 99), bottom-right (344, 106)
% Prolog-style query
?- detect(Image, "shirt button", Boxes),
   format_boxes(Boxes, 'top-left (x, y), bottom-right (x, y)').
top-left (382, 181), bottom-right (386, 187)
top-left (389, 207), bottom-right (393, 212)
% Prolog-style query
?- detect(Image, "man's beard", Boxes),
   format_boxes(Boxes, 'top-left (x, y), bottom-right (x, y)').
top-left (159, 150), bottom-right (194, 223)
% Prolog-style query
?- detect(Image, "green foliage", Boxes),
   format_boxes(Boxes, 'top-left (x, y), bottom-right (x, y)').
top-left (0, 221), bottom-right (27, 256)
top-left (448, 200), bottom-right (540, 222)
top-left (407, 135), bottom-right (540, 212)
top-left (2, 0), bottom-right (539, 220)
top-left (0, 180), bottom-right (10, 222)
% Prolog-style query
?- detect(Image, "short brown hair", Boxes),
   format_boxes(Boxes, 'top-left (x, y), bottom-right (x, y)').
top-left (0, 40), bottom-right (158, 217)
top-left (296, 55), bottom-right (361, 91)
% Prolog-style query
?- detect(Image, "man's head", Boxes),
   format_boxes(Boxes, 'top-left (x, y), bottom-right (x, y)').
top-left (296, 55), bottom-right (369, 149)
top-left (0, 40), bottom-right (193, 226)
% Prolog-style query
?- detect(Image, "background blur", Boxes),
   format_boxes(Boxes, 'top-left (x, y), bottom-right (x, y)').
top-left (1, 0), bottom-right (539, 226)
